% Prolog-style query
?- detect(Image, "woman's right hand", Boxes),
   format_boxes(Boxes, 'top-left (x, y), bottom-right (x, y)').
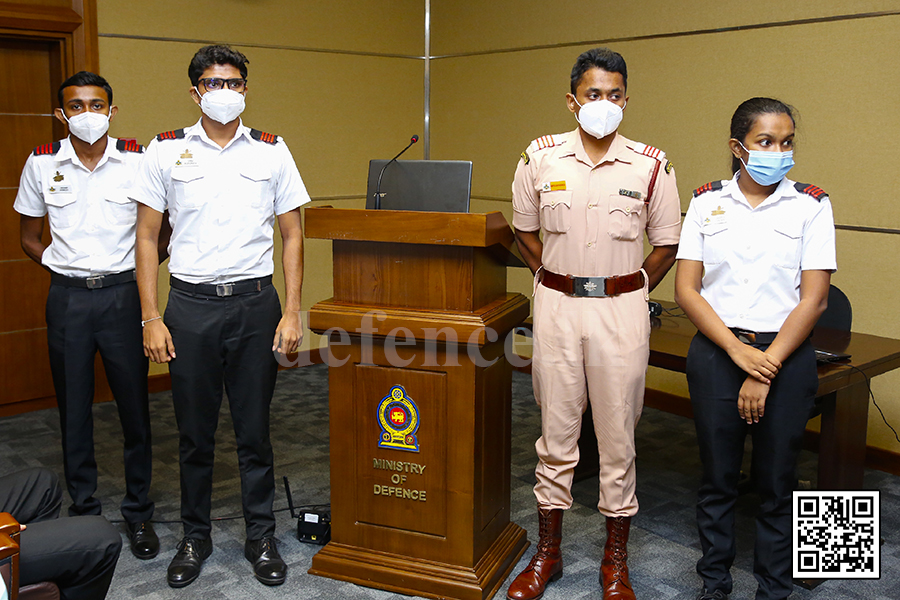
top-left (727, 342), bottom-right (781, 383)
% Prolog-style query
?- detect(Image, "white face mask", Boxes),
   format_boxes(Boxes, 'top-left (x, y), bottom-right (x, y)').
top-left (573, 98), bottom-right (625, 139)
top-left (64, 111), bottom-right (110, 145)
top-left (196, 88), bottom-right (245, 124)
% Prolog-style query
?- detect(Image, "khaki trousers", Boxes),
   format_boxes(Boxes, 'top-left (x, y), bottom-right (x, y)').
top-left (531, 283), bottom-right (649, 516)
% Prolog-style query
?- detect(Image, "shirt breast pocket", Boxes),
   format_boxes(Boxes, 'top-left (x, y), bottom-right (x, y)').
top-left (171, 168), bottom-right (205, 208)
top-left (44, 192), bottom-right (77, 228)
top-left (772, 222), bottom-right (802, 269)
top-left (700, 223), bottom-right (729, 266)
top-left (608, 194), bottom-right (644, 241)
top-left (540, 191), bottom-right (572, 234)
top-left (240, 166), bottom-right (273, 209)
top-left (104, 190), bottom-right (136, 227)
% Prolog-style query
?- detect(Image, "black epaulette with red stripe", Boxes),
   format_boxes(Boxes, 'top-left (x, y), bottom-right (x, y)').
top-left (33, 141), bottom-right (61, 156)
top-left (156, 129), bottom-right (186, 141)
top-left (250, 129), bottom-right (278, 144)
top-left (116, 138), bottom-right (144, 153)
top-left (794, 182), bottom-right (827, 201)
top-left (692, 180), bottom-right (724, 197)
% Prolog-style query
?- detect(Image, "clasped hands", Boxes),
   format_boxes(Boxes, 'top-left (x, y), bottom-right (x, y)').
top-left (728, 342), bottom-right (782, 424)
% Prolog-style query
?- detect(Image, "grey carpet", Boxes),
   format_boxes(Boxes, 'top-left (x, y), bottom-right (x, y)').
top-left (0, 364), bottom-right (896, 599)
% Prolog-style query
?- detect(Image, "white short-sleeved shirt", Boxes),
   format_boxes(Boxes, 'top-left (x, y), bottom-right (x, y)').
top-left (676, 174), bottom-right (837, 332)
top-left (512, 130), bottom-right (681, 277)
top-left (13, 136), bottom-right (144, 277)
top-left (130, 119), bottom-right (311, 284)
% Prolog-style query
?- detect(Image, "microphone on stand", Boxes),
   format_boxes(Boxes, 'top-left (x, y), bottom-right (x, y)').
top-left (374, 135), bottom-right (419, 209)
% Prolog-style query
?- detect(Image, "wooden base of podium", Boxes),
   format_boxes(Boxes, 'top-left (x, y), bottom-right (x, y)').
top-left (309, 522), bottom-right (528, 600)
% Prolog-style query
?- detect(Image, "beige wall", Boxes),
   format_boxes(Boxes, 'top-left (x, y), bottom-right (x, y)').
top-left (94, 2), bottom-right (900, 453)
top-left (96, 0), bottom-right (425, 375)
top-left (431, 2), bottom-right (900, 453)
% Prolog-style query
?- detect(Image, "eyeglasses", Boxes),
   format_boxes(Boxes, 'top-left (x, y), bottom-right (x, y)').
top-left (198, 77), bottom-right (247, 92)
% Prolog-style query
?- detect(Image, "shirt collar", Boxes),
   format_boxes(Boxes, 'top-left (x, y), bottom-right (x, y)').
top-left (185, 118), bottom-right (251, 149)
top-left (54, 135), bottom-right (120, 169)
top-left (723, 172), bottom-right (796, 208)
top-left (563, 129), bottom-right (631, 166)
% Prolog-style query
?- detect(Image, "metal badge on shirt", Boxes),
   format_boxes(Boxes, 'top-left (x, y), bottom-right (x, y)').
top-left (174, 149), bottom-right (200, 169)
top-left (703, 205), bottom-right (728, 227)
top-left (48, 171), bottom-right (72, 193)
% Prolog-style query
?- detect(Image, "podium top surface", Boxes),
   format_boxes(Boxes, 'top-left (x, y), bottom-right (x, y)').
top-left (304, 207), bottom-right (515, 248)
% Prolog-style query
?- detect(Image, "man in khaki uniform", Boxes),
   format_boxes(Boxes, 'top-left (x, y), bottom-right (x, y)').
top-left (508, 48), bottom-right (681, 600)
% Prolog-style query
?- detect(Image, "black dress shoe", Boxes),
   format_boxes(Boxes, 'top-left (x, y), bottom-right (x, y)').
top-left (244, 536), bottom-right (287, 585)
top-left (167, 537), bottom-right (213, 588)
top-left (126, 521), bottom-right (160, 559)
top-left (697, 589), bottom-right (728, 600)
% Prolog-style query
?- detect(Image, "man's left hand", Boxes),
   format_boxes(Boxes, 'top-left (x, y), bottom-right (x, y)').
top-left (273, 310), bottom-right (303, 354)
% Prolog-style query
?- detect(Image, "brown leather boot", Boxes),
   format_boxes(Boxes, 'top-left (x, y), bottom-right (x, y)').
top-left (506, 507), bottom-right (563, 600)
top-left (600, 516), bottom-right (635, 600)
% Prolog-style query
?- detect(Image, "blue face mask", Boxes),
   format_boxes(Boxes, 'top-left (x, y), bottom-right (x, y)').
top-left (738, 141), bottom-right (794, 186)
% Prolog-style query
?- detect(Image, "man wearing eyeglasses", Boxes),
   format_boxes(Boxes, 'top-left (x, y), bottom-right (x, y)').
top-left (131, 45), bottom-right (310, 588)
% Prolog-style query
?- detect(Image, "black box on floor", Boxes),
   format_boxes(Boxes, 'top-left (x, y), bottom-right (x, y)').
top-left (297, 510), bottom-right (331, 545)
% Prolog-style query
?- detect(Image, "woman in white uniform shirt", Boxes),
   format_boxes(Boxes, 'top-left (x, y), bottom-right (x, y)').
top-left (674, 97), bottom-right (836, 600)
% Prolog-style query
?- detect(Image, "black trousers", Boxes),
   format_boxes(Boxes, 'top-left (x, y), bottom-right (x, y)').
top-left (687, 332), bottom-right (817, 600)
top-left (0, 468), bottom-right (122, 600)
top-left (45, 281), bottom-right (153, 522)
top-left (165, 284), bottom-right (281, 541)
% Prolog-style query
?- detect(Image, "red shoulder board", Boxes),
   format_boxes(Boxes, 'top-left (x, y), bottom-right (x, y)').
top-left (250, 129), bottom-right (278, 144)
top-left (33, 141), bottom-right (61, 156)
top-left (116, 138), bottom-right (144, 153)
top-left (692, 180), bottom-right (724, 197)
top-left (794, 182), bottom-right (827, 201)
top-left (156, 129), bottom-right (186, 141)
top-left (637, 144), bottom-right (664, 161)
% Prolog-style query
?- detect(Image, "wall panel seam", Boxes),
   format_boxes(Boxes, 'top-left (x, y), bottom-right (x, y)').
top-left (429, 10), bottom-right (900, 59)
top-left (97, 32), bottom-right (426, 60)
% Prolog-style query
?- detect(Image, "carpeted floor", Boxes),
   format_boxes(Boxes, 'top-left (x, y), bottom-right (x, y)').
top-left (0, 364), bottom-right (896, 599)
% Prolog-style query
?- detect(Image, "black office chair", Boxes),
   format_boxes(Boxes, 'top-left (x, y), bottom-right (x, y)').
top-left (816, 284), bottom-right (852, 332)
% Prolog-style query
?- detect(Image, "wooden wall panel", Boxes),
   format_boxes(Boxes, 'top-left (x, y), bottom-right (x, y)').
top-left (0, 261), bottom-right (50, 331)
top-left (0, 329), bottom-right (54, 404)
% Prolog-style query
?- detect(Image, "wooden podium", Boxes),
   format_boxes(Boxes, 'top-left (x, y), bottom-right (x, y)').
top-left (305, 207), bottom-right (530, 600)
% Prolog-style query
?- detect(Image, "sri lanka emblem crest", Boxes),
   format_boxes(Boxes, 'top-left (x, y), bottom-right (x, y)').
top-left (377, 385), bottom-right (420, 452)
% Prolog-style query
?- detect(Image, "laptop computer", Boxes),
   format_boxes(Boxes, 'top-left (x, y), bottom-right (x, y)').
top-left (365, 159), bottom-right (472, 213)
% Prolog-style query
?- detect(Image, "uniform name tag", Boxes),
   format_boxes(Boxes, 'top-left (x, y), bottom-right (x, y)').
top-left (542, 181), bottom-right (566, 192)
top-left (48, 185), bottom-right (72, 194)
top-left (619, 188), bottom-right (642, 200)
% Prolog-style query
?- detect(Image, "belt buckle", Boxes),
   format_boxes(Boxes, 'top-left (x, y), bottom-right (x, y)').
top-left (735, 330), bottom-right (757, 344)
top-left (216, 283), bottom-right (234, 297)
top-left (86, 276), bottom-right (104, 289)
top-left (570, 275), bottom-right (608, 298)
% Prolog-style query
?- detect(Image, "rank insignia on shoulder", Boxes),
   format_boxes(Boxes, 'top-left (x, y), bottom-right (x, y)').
top-left (693, 180), bottom-right (724, 197)
top-left (116, 138), bottom-right (144, 153)
top-left (794, 182), bottom-right (827, 201)
top-left (250, 129), bottom-right (278, 144)
top-left (665, 160), bottom-right (674, 174)
top-left (33, 142), bottom-right (61, 156)
top-left (156, 129), bottom-right (186, 141)
top-left (520, 151), bottom-right (529, 165)
top-left (619, 188), bottom-right (642, 200)
top-left (633, 142), bottom-right (666, 162)
top-left (528, 134), bottom-right (564, 153)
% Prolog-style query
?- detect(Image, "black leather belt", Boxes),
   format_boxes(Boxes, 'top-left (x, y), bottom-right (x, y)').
top-left (730, 328), bottom-right (778, 345)
top-left (170, 275), bottom-right (272, 297)
top-left (50, 269), bottom-right (136, 289)
top-left (540, 269), bottom-right (644, 298)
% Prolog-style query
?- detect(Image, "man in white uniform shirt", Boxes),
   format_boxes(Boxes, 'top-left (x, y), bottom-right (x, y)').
top-left (14, 71), bottom-right (159, 561)
top-left (132, 45), bottom-right (309, 588)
